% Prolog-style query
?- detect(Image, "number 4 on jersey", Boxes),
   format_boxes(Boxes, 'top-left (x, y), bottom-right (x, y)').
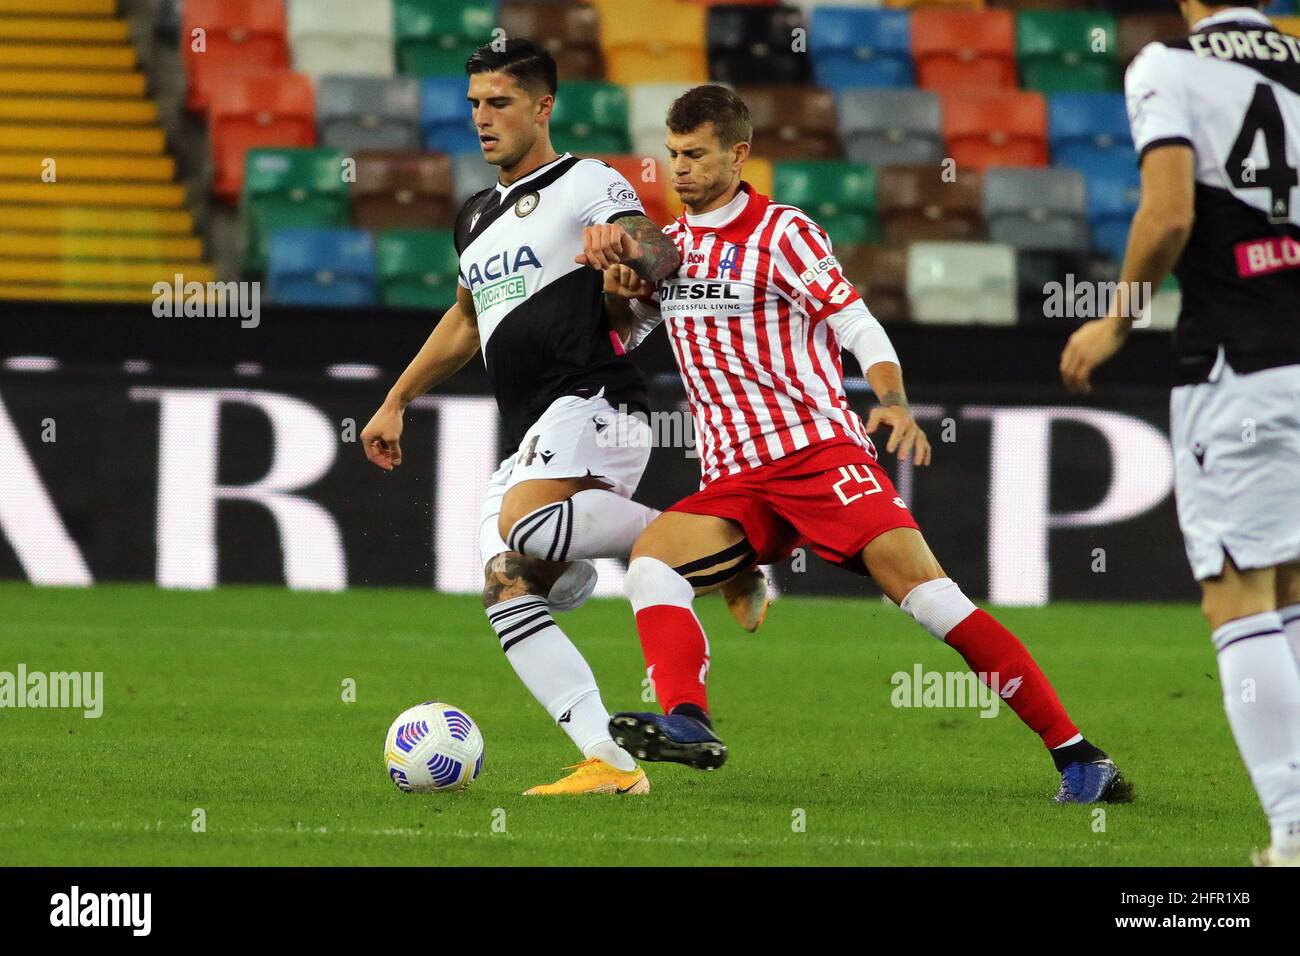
top-left (1226, 83), bottom-right (1298, 223)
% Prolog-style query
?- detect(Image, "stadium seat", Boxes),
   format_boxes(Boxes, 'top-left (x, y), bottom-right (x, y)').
top-left (288, 0), bottom-right (395, 77)
top-left (181, 0), bottom-right (289, 113)
top-left (1016, 11), bottom-right (1120, 92)
top-left (628, 82), bottom-right (697, 160)
top-left (884, 0), bottom-right (985, 8)
top-left (838, 243), bottom-right (910, 324)
top-left (0, 233), bottom-right (202, 261)
top-left (1274, 15), bottom-right (1300, 36)
top-left (497, 2), bottom-right (604, 81)
top-left (907, 241), bottom-right (1018, 325)
top-left (837, 89), bottom-right (944, 166)
top-left (876, 164), bottom-right (985, 243)
top-left (352, 151), bottom-right (455, 231)
top-left (1117, 13), bottom-right (1186, 67)
top-left (0, 41), bottom-right (134, 69)
top-left (375, 228), bottom-right (461, 310)
top-left (707, 4), bottom-right (810, 86)
top-left (940, 90), bottom-right (1048, 170)
top-left (317, 75), bottom-right (421, 153)
top-left (0, 206), bottom-right (193, 234)
top-left (268, 227), bottom-right (377, 306)
top-left (394, 0), bottom-right (494, 76)
top-left (1048, 92), bottom-right (1133, 180)
top-left (736, 85), bottom-right (840, 160)
top-left (773, 160), bottom-right (879, 248)
top-left (911, 9), bottom-right (1017, 92)
top-left (548, 80), bottom-right (631, 154)
top-left (590, 155), bottom-right (670, 224)
top-left (241, 148), bottom-right (351, 274)
top-left (0, 154), bottom-right (174, 182)
top-left (983, 166), bottom-right (1089, 253)
top-left (807, 8), bottom-right (913, 90)
top-left (0, 125), bottom-right (162, 153)
top-left (453, 151), bottom-right (498, 206)
top-left (1085, 165), bottom-right (1141, 262)
top-left (0, 97), bottom-right (155, 124)
top-left (420, 76), bottom-right (480, 154)
top-left (0, 70), bottom-right (145, 97)
top-left (595, 0), bottom-right (708, 84)
top-left (1265, 0), bottom-right (1300, 14)
top-left (208, 72), bottom-right (316, 202)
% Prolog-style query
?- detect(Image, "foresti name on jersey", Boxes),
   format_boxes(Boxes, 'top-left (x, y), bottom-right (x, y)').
top-left (1189, 27), bottom-right (1300, 63)
top-left (465, 245), bottom-right (541, 315)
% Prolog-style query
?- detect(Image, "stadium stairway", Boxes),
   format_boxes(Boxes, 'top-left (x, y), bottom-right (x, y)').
top-left (0, 0), bottom-right (212, 303)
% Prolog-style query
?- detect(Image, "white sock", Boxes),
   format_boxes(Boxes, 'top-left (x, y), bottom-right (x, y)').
top-left (624, 554), bottom-right (696, 612)
top-left (486, 595), bottom-right (636, 771)
top-left (1212, 611), bottom-right (1300, 854)
top-left (1281, 603), bottom-right (1300, 665)
top-left (899, 577), bottom-right (977, 640)
top-left (506, 490), bottom-right (659, 563)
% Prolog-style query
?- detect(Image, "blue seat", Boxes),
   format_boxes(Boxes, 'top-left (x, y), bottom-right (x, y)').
top-left (809, 8), bottom-right (913, 90)
top-left (1049, 92), bottom-right (1134, 180)
top-left (420, 76), bottom-right (480, 155)
top-left (268, 228), bottom-right (377, 307)
top-left (1264, 0), bottom-right (1297, 15)
top-left (1084, 166), bottom-right (1141, 262)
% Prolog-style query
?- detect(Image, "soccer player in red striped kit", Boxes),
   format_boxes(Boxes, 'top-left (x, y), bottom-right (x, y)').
top-left (593, 85), bottom-right (1129, 802)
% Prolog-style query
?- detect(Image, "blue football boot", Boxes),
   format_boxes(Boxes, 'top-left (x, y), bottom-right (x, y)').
top-left (1054, 757), bottom-right (1133, 804)
top-left (609, 711), bottom-right (727, 770)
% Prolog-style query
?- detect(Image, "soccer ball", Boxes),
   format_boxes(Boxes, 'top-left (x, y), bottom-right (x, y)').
top-left (384, 702), bottom-right (484, 793)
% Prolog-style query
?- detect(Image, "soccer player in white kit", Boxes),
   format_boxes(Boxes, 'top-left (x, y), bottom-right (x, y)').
top-left (1062, 1), bottom-right (1300, 865)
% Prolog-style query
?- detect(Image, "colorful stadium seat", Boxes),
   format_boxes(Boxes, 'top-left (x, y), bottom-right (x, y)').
top-left (876, 164), bottom-right (986, 243)
top-left (1016, 10), bottom-right (1120, 92)
top-left (375, 229), bottom-right (461, 310)
top-left (268, 227), bottom-right (377, 306)
top-left (548, 80), bottom-right (631, 154)
top-left (352, 151), bottom-right (455, 231)
top-left (181, 0), bottom-right (288, 113)
top-left (628, 82), bottom-right (697, 161)
top-left (907, 241), bottom-right (1018, 325)
top-left (241, 148), bottom-right (350, 273)
top-left (1048, 92), bottom-right (1133, 180)
top-left (394, 0), bottom-right (494, 76)
top-left (808, 7), bottom-right (913, 90)
top-left (420, 76), bottom-right (480, 154)
top-left (452, 152), bottom-right (498, 206)
top-left (1084, 164), bottom-right (1141, 262)
top-left (773, 159), bottom-right (879, 248)
top-left (737, 85), bottom-right (841, 160)
top-left (911, 9), bottom-right (1017, 91)
top-left (317, 75), bottom-right (422, 153)
top-left (497, 2), bottom-right (604, 81)
top-left (706, 3), bottom-right (810, 86)
top-left (940, 90), bottom-right (1048, 170)
top-left (209, 71), bottom-right (316, 201)
top-left (838, 89), bottom-right (944, 166)
top-left (595, 0), bottom-right (708, 84)
top-left (1274, 15), bottom-right (1300, 35)
top-left (288, 0), bottom-right (395, 77)
top-left (839, 243), bottom-right (911, 324)
top-left (983, 166), bottom-right (1089, 253)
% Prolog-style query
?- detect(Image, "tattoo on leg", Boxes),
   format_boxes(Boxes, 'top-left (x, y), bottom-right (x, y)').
top-left (482, 552), bottom-right (555, 608)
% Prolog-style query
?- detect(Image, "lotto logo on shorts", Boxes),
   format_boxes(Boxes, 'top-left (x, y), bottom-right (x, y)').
top-left (831, 464), bottom-right (882, 506)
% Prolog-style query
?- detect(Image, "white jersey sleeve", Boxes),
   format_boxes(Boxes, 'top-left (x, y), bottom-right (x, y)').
top-left (1125, 42), bottom-right (1195, 160)
top-left (568, 158), bottom-right (646, 227)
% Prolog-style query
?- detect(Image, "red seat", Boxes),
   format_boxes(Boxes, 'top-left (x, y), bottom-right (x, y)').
top-left (591, 154), bottom-right (670, 225)
top-left (912, 9), bottom-right (1016, 92)
top-left (182, 0), bottom-right (288, 113)
top-left (941, 90), bottom-right (1047, 171)
top-left (208, 71), bottom-right (315, 202)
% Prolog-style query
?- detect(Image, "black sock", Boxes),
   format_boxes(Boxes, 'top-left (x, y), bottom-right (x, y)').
top-left (1051, 738), bottom-right (1107, 773)
top-left (670, 703), bottom-right (711, 728)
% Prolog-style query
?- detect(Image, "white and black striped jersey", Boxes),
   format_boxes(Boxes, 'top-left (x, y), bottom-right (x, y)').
top-left (453, 153), bottom-right (649, 447)
top-left (1126, 6), bottom-right (1300, 383)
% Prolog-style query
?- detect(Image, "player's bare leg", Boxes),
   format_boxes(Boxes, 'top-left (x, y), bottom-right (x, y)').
top-left (482, 551), bottom-right (648, 795)
top-left (1199, 557), bottom-right (1300, 865)
top-left (863, 527), bottom-right (1132, 803)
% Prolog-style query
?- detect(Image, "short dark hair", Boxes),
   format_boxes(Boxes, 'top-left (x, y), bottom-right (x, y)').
top-left (666, 85), bottom-right (752, 148)
top-left (465, 38), bottom-right (557, 97)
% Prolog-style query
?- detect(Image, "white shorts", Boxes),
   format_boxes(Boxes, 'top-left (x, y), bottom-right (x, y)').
top-left (1170, 361), bottom-right (1300, 581)
top-left (478, 390), bottom-right (652, 567)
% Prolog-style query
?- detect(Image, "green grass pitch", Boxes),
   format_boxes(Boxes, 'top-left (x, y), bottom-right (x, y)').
top-left (0, 582), bottom-right (1262, 866)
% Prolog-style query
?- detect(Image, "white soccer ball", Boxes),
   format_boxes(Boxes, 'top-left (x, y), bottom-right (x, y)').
top-left (384, 702), bottom-right (484, 793)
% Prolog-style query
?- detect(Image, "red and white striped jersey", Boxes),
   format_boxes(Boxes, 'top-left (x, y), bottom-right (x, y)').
top-left (633, 182), bottom-right (876, 487)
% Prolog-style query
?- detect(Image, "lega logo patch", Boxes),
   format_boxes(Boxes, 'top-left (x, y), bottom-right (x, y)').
top-left (607, 182), bottom-right (640, 208)
top-left (514, 191), bottom-right (539, 217)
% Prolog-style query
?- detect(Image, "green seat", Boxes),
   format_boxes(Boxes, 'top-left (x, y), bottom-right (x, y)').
top-left (242, 148), bottom-right (351, 275)
top-left (395, 0), bottom-right (495, 76)
top-left (1016, 11), bottom-right (1119, 93)
top-left (772, 160), bottom-right (880, 249)
top-left (376, 229), bottom-right (461, 311)
top-left (549, 81), bottom-right (631, 155)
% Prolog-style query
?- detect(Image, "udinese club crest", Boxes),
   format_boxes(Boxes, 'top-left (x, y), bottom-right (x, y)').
top-left (514, 191), bottom-right (540, 217)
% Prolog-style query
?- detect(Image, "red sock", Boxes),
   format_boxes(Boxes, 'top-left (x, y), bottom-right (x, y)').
top-left (944, 609), bottom-right (1078, 749)
top-left (634, 604), bottom-right (709, 714)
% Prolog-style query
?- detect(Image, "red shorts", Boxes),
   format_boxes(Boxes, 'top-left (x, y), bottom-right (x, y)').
top-left (668, 439), bottom-right (919, 572)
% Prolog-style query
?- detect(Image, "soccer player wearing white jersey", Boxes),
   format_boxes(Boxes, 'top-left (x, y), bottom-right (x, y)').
top-left (360, 42), bottom-right (760, 797)
top-left (1062, 1), bottom-right (1300, 864)
top-left (597, 85), bottom-right (1128, 803)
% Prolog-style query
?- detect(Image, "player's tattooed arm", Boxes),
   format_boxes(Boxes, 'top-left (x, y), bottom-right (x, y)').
top-left (878, 389), bottom-right (909, 410)
top-left (864, 363), bottom-right (931, 467)
top-left (618, 215), bottom-right (682, 284)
